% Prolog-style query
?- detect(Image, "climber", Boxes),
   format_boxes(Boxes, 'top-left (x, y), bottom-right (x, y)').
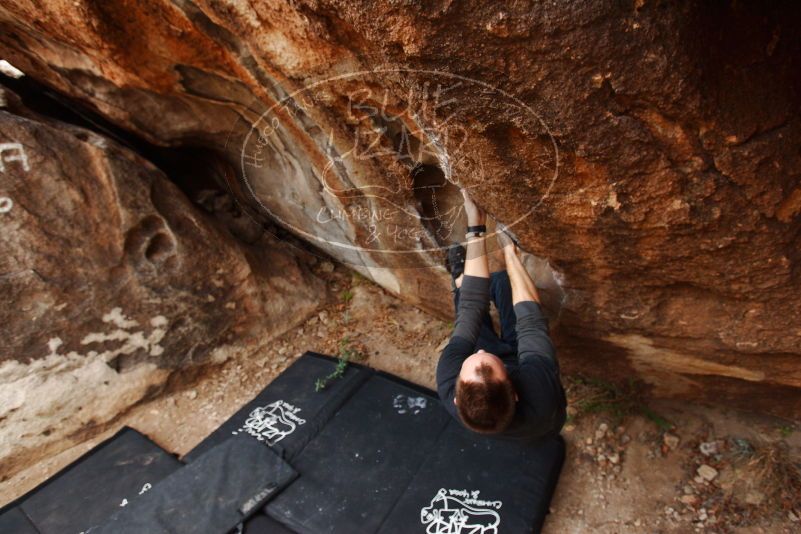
top-left (436, 190), bottom-right (566, 441)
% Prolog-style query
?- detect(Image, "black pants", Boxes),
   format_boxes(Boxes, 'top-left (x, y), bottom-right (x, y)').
top-left (453, 270), bottom-right (517, 358)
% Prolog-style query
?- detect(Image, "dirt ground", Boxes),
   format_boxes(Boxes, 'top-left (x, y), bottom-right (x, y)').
top-left (2, 262), bottom-right (799, 533)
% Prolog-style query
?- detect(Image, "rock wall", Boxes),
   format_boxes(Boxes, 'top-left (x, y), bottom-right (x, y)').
top-left (0, 87), bottom-right (324, 478)
top-left (0, 0), bottom-right (800, 417)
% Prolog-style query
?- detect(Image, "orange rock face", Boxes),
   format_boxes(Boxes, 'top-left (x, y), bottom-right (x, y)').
top-left (0, 1), bottom-right (800, 416)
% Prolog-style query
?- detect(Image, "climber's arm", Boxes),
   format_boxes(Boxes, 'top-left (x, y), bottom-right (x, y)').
top-left (461, 189), bottom-right (489, 280)
top-left (503, 243), bottom-right (540, 305)
top-left (502, 244), bottom-right (556, 366)
top-left (436, 191), bottom-right (490, 407)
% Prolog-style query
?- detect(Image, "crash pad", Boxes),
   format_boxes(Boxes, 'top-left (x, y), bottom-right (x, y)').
top-left (1, 427), bottom-right (181, 534)
top-left (0, 507), bottom-right (38, 534)
top-left (4, 352), bottom-right (564, 534)
top-left (241, 513), bottom-right (296, 533)
top-left (265, 374), bottom-right (451, 533)
top-left (183, 353), bottom-right (372, 463)
top-left (94, 438), bottom-right (296, 534)
top-left (377, 422), bottom-right (565, 534)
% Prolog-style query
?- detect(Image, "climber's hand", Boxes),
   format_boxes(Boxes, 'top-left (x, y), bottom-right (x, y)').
top-left (461, 189), bottom-right (485, 226)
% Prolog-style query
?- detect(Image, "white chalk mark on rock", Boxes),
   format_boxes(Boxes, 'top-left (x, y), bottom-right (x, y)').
top-left (0, 142), bottom-right (30, 172)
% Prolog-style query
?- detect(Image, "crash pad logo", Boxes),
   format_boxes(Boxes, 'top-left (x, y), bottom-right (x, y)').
top-left (393, 394), bottom-right (428, 415)
top-left (238, 68), bottom-right (558, 264)
top-left (232, 400), bottom-right (306, 445)
top-left (421, 488), bottom-right (502, 534)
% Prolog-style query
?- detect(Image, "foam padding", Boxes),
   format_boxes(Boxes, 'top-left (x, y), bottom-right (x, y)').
top-left (184, 352), bottom-right (372, 463)
top-left (0, 507), bottom-right (39, 533)
top-left (377, 422), bottom-right (566, 534)
top-left (7, 352), bottom-right (565, 534)
top-left (242, 513), bottom-right (297, 533)
top-left (9, 427), bottom-right (181, 534)
top-left (265, 375), bottom-right (451, 533)
top-left (95, 438), bottom-right (296, 534)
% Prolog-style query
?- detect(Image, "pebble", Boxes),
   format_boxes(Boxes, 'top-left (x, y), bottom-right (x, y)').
top-left (278, 346), bottom-right (287, 355)
top-left (744, 490), bottom-right (765, 506)
top-left (185, 389), bottom-right (198, 400)
top-left (699, 441), bottom-right (718, 456)
top-left (680, 494), bottom-right (698, 506)
top-left (663, 433), bottom-right (680, 450)
top-left (697, 464), bottom-right (718, 481)
top-left (788, 510), bottom-right (799, 522)
top-left (608, 452), bottom-right (620, 464)
top-left (697, 508), bottom-right (708, 521)
top-left (319, 261), bottom-right (335, 273)
top-left (634, 519), bottom-right (642, 527)
top-left (683, 485), bottom-right (694, 495)
top-left (585, 437), bottom-right (593, 445)
top-left (595, 423), bottom-right (608, 440)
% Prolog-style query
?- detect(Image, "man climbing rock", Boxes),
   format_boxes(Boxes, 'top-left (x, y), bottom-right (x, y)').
top-left (437, 190), bottom-right (567, 441)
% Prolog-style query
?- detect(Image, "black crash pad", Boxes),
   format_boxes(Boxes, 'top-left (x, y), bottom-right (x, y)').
top-left (242, 513), bottom-right (296, 534)
top-left (95, 438), bottom-right (297, 534)
top-left (1, 427), bottom-right (181, 534)
top-left (254, 355), bottom-right (563, 533)
top-left (378, 422), bottom-right (566, 534)
top-left (0, 507), bottom-right (38, 534)
top-left (5, 352), bottom-right (564, 534)
top-left (184, 352), bottom-right (372, 463)
top-left (265, 374), bottom-right (451, 533)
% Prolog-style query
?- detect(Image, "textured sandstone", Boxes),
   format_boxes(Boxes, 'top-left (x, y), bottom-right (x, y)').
top-left (0, 88), bottom-right (324, 478)
top-left (0, 1), bottom-right (799, 417)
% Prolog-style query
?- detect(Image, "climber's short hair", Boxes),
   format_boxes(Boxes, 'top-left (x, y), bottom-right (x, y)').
top-left (455, 362), bottom-right (516, 433)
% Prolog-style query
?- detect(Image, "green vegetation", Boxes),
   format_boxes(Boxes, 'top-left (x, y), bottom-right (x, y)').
top-left (314, 355), bottom-right (349, 392)
top-left (565, 375), bottom-right (672, 431)
top-left (314, 336), bottom-right (365, 392)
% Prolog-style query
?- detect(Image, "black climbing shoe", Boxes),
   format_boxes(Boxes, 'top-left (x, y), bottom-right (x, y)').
top-left (446, 244), bottom-right (466, 290)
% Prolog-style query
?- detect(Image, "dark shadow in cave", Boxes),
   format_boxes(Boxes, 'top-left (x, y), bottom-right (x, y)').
top-left (411, 163), bottom-right (465, 246)
top-left (0, 71), bottom-right (225, 201)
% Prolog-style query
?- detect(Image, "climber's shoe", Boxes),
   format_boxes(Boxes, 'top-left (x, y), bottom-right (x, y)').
top-left (445, 243), bottom-right (466, 291)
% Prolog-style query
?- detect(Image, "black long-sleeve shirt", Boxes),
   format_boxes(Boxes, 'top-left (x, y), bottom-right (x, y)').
top-left (436, 275), bottom-right (566, 442)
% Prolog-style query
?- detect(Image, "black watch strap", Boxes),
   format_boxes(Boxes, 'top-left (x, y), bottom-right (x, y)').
top-left (466, 224), bottom-right (487, 234)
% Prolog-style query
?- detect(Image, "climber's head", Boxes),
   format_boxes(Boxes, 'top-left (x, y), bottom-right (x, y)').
top-left (454, 350), bottom-right (517, 434)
